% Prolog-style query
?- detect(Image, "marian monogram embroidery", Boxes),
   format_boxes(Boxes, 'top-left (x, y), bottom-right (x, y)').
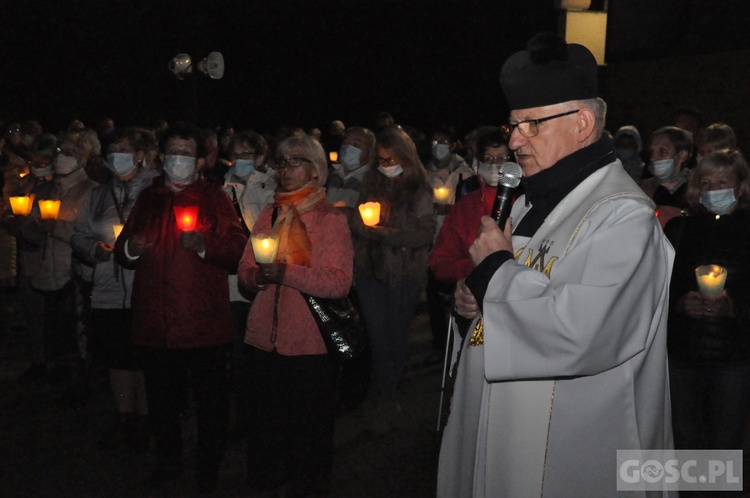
top-left (517, 239), bottom-right (558, 278)
top-left (470, 239), bottom-right (559, 346)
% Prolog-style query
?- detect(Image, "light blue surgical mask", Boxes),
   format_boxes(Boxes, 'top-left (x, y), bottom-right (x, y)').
top-left (106, 153), bottom-right (137, 177)
top-left (232, 159), bottom-right (255, 178)
top-left (700, 188), bottom-right (738, 215)
top-left (54, 154), bottom-right (80, 175)
top-left (378, 164), bottom-right (403, 178)
top-left (339, 145), bottom-right (363, 171)
top-left (477, 162), bottom-right (500, 187)
top-left (163, 155), bottom-right (196, 182)
top-left (649, 158), bottom-right (675, 181)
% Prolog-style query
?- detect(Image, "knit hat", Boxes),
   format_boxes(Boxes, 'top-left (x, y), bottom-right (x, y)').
top-left (500, 32), bottom-right (598, 110)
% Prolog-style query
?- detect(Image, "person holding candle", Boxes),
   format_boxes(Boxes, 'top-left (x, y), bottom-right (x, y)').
top-left (349, 127), bottom-right (435, 427)
top-left (70, 127), bottom-right (158, 451)
top-left (238, 133), bottom-right (353, 497)
top-left (19, 131), bottom-right (97, 389)
top-left (664, 148), bottom-right (750, 451)
top-left (2, 133), bottom-right (57, 383)
top-left (113, 122), bottom-right (247, 493)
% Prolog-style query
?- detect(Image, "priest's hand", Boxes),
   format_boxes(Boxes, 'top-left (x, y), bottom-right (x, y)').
top-left (454, 278), bottom-right (480, 320)
top-left (469, 216), bottom-right (513, 266)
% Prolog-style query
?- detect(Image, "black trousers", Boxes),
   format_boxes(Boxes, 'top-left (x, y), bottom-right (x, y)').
top-left (246, 347), bottom-right (336, 495)
top-left (139, 345), bottom-right (229, 477)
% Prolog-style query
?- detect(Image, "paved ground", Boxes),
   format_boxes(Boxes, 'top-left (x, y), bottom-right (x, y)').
top-left (0, 288), bottom-right (446, 497)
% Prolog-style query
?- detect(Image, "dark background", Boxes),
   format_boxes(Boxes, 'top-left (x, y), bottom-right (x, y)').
top-left (1, 0), bottom-right (749, 135)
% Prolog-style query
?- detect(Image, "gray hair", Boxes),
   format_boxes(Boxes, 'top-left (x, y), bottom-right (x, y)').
top-left (568, 97), bottom-right (607, 137)
top-left (275, 134), bottom-right (328, 186)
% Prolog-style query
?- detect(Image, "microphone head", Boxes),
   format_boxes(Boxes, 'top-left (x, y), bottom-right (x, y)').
top-left (498, 162), bottom-right (522, 188)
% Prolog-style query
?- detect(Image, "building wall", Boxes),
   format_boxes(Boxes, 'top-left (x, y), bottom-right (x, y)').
top-left (601, 49), bottom-right (750, 150)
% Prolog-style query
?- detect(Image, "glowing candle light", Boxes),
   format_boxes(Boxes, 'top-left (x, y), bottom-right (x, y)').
top-left (358, 201), bottom-right (381, 227)
top-left (9, 196), bottom-right (32, 215)
top-left (112, 224), bottom-right (124, 239)
top-left (173, 206), bottom-right (199, 231)
top-left (38, 199), bottom-right (61, 220)
top-left (329, 151), bottom-right (339, 163)
top-left (433, 187), bottom-right (451, 205)
top-left (695, 265), bottom-right (727, 298)
top-left (251, 234), bottom-right (279, 264)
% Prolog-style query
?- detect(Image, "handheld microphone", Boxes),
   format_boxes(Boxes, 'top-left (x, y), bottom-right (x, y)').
top-left (491, 162), bottom-right (522, 228)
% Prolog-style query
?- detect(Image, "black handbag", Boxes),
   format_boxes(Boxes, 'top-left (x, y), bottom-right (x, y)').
top-left (303, 294), bottom-right (367, 361)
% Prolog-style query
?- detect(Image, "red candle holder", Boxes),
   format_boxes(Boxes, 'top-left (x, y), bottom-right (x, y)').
top-left (174, 205), bottom-right (199, 231)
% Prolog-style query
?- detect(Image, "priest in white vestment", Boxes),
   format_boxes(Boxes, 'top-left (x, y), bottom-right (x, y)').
top-left (438, 33), bottom-right (675, 497)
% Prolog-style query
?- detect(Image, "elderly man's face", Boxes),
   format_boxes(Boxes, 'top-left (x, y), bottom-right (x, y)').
top-left (508, 104), bottom-right (581, 177)
top-left (343, 130), bottom-right (373, 161)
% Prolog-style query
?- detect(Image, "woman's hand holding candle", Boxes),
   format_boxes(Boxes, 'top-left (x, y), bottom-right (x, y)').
top-left (256, 262), bottom-right (286, 285)
top-left (180, 230), bottom-right (205, 253)
top-left (95, 242), bottom-right (114, 262)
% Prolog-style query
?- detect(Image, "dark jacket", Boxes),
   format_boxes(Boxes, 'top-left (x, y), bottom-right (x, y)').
top-left (114, 176), bottom-right (247, 349)
top-left (665, 209), bottom-right (750, 363)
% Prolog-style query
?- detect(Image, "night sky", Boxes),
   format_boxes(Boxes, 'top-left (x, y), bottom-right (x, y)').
top-left (2, 0), bottom-right (748, 135)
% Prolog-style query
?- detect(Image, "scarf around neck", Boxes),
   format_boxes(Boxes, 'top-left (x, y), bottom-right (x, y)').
top-left (271, 181), bottom-right (326, 267)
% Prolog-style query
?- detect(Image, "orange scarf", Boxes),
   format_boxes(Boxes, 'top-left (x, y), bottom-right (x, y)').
top-left (271, 182), bottom-right (327, 267)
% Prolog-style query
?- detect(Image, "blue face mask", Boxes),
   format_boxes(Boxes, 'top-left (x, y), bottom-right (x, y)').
top-left (233, 159), bottom-right (255, 178)
top-left (700, 188), bottom-right (738, 215)
top-left (106, 153), bottom-right (137, 177)
top-left (378, 164), bottom-right (403, 178)
top-left (649, 158), bottom-right (675, 181)
top-left (339, 145), bottom-right (363, 171)
top-left (163, 155), bottom-right (196, 182)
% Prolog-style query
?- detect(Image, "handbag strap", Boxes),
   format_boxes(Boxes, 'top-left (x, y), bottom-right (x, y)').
top-left (109, 183), bottom-right (127, 224)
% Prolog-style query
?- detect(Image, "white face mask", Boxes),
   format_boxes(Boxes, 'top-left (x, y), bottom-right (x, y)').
top-left (700, 188), bottom-right (738, 215)
top-left (477, 162), bottom-right (501, 187)
top-left (163, 155), bottom-right (196, 182)
top-left (232, 159), bottom-right (255, 178)
top-left (32, 165), bottom-right (53, 178)
top-left (106, 152), bottom-right (137, 177)
top-left (54, 154), bottom-right (80, 175)
top-left (339, 145), bottom-right (363, 171)
top-left (378, 164), bottom-right (403, 178)
top-left (649, 158), bottom-right (675, 181)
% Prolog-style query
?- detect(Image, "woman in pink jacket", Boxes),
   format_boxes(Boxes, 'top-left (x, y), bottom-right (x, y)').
top-left (238, 134), bottom-right (353, 497)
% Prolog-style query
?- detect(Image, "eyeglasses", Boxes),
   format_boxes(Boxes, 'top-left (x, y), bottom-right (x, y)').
top-left (271, 156), bottom-right (312, 170)
top-left (481, 154), bottom-right (512, 164)
top-left (502, 109), bottom-right (580, 139)
top-left (377, 156), bottom-right (398, 166)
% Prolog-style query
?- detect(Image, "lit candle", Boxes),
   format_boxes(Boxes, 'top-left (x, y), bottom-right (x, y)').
top-left (433, 187), bottom-right (451, 205)
top-left (695, 265), bottom-right (727, 298)
top-left (112, 224), bottom-right (124, 239)
top-left (251, 234), bottom-right (279, 264)
top-left (38, 199), bottom-right (61, 220)
top-left (358, 201), bottom-right (381, 227)
top-left (173, 206), bottom-right (199, 231)
top-left (19, 171), bottom-right (29, 178)
top-left (329, 151), bottom-right (339, 163)
top-left (9, 196), bottom-right (32, 215)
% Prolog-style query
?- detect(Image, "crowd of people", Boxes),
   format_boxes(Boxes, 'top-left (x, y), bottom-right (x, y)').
top-left (1, 31), bottom-right (750, 496)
